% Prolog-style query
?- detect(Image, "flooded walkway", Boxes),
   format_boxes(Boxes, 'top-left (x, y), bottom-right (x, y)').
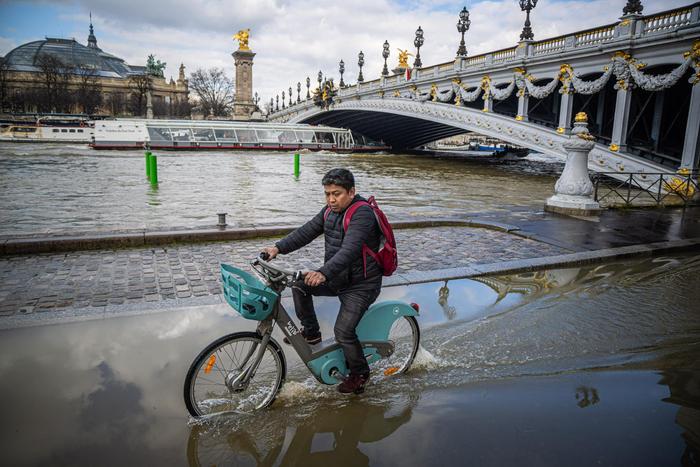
top-left (1, 254), bottom-right (699, 466)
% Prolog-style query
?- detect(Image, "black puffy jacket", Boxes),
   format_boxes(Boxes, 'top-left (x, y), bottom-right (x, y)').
top-left (275, 195), bottom-right (382, 290)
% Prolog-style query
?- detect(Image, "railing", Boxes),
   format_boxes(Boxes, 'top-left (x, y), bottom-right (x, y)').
top-left (533, 37), bottom-right (566, 55)
top-left (593, 171), bottom-right (700, 207)
top-left (575, 25), bottom-right (616, 46)
top-left (492, 47), bottom-right (517, 63)
top-left (642, 7), bottom-right (694, 34)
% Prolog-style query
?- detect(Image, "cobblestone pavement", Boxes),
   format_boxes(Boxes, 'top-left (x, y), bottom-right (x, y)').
top-left (0, 227), bottom-right (567, 316)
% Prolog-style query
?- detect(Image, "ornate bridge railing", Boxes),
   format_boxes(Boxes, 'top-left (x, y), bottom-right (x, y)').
top-left (593, 171), bottom-right (700, 207)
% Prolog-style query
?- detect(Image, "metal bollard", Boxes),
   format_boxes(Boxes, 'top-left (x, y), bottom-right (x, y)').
top-left (294, 152), bottom-right (300, 178)
top-left (217, 213), bottom-right (228, 228)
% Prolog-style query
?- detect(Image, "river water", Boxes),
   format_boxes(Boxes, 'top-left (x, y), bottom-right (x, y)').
top-left (1, 254), bottom-right (698, 466)
top-left (0, 143), bottom-right (563, 235)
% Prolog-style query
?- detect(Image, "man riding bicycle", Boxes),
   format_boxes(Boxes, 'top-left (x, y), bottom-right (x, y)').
top-left (262, 168), bottom-right (382, 394)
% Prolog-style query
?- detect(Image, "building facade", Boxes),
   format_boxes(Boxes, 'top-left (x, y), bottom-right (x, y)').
top-left (0, 20), bottom-right (189, 117)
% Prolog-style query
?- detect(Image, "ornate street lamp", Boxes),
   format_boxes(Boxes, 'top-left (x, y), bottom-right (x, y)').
top-left (270, 97), bottom-right (274, 113)
top-left (357, 51), bottom-right (365, 83)
top-left (339, 59), bottom-right (345, 87)
top-left (275, 95), bottom-right (279, 111)
top-left (456, 7), bottom-right (470, 57)
top-left (254, 91), bottom-right (259, 106)
top-left (382, 40), bottom-right (390, 76)
top-left (288, 86), bottom-right (293, 106)
top-left (297, 81), bottom-right (301, 102)
top-left (413, 26), bottom-right (424, 68)
top-left (519, 0), bottom-right (538, 41)
top-left (317, 70), bottom-right (323, 92)
top-left (282, 90), bottom-right (286, 109)
top-left (306, 76), bottom-right (311, 98)
top-left (623, 0), bottom-right (643, 15)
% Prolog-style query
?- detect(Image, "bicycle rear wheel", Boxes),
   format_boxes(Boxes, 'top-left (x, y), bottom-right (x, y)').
top-left (184, 332), bottom-right (286, 417)
top-left (373, 316), bottom-right (420, 376)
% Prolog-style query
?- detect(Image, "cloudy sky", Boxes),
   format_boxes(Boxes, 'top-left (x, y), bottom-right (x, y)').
top-left (0, 0), bottom-right (690, 108)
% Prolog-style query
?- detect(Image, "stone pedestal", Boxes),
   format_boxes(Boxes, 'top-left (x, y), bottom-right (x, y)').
top-left (545, 115), bottom-right (601, 216)
top-left (232, 49), bottom-right (256, 120)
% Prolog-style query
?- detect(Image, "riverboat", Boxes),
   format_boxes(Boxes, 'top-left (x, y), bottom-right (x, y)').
top-left (92, 119), bottom-right (388, 152)
top-left (0, 115), bottom-right (94, 143)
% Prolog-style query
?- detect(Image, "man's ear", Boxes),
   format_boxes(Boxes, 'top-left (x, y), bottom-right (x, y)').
top-left (349, 187), bottom-right (356, 197)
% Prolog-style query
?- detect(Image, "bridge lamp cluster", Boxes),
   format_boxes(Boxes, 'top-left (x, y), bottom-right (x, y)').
top-left (413, 26), bottom-right (424, 68)
top-left (358, 51), bottom-right (365, 83)
top-left (456, 6), bottom-right (471, 57)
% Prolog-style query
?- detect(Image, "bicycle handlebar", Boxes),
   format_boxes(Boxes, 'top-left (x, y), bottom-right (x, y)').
top-left (252, 254), bottom-right (304, 283)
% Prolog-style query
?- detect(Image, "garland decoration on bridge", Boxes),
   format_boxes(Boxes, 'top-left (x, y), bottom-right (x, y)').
top-left (490, 79), bottom-right (516, 101)
top-left (452, 81), bottom-right (483, 103)
top-left (570, 65), bottom-right (614, 94)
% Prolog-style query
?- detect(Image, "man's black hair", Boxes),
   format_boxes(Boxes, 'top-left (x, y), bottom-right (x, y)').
top-left (322, 168), bottom-right (355, 191)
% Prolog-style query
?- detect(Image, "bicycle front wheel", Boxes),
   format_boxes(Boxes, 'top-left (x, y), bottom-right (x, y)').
top-left (184, 332), bottom-right (286, 417)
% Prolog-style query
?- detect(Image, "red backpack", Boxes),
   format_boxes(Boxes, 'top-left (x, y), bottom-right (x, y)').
top-left (324, 196), bottom-right (398, 277)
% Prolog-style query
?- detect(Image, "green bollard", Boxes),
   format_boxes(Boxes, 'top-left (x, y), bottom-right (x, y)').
top-left (145, 151), bottom-right (152, 180)
top-left (294, 152), bottom-right (300, 178)
top-left (149, 154), bottom-right (158, 185)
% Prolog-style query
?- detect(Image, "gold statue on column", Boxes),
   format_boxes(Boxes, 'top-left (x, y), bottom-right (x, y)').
top-left (397, 49), bottom-right (413, 68)
top-left (233, 29), bottom-right (251, 51)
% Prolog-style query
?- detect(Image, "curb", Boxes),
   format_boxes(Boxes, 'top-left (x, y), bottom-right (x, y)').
top-left (0, 218), bottom-right (519, 255)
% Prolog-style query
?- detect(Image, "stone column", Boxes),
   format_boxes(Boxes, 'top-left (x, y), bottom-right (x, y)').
top-left (557, 91), bottom-right (574, 134)
top-left (232, 49), bottom-right (256, 120)
top-left (680, 83), bottom-right (700, 170)
top-left (545, 112), bottom-right (601, 216)
top-left (483, 93), bottom-right (493, 113)
top-left (609, 85), bottom-right (633, 152)
top-left (516, 91), bottom-right (529, 122)
top-left (146, 90), bottom-right (153, 119)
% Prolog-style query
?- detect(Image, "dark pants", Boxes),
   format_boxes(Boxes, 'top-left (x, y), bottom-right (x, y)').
top-left (292, 282), bottom-right (381, 375)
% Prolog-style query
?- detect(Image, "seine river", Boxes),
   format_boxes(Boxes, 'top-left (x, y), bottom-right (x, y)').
top-left (0, 142), bottom-right (564, 235)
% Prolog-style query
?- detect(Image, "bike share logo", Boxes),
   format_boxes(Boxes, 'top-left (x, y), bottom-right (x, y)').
top-left (285, 322), bottom-right (299, 336)
top-left (393, 307), bottom-right (400, 315)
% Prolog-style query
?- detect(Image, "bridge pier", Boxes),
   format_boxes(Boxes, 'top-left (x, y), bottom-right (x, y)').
top-left (545, 113), bottom-right (601, 216)
top-left (681, 83), bottom-right (700, 171)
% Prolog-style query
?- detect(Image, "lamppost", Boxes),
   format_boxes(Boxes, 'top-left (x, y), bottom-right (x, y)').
top-left (456, 7), bottom-right (470, 57)
top-left (357, 51), bottom-right (365, 83)
top-left (413, 26), bottom-right (424, 68)
top-left (254, 92), bottom-right (259, 107)
top-left (519, 0), bottom-right (538, 41)
top-left (317, 70), bottom-right (323, 92)
top-left (275, 95), bottom-right (279, 111)
top-left (382, 40), bottom-right (390, 76)
top-left (281, 90), bottom-right (285, 109)
top-left (623, 0), bottom-right (643, 15)
top-left (270, 97), bottom-right (274, 113)
top-left (306, 76), bottom-right (311, 98)
top-left (297, 82), bottom-right (301, 102)
top-left (339, 59), bottom-right (345, 87)
top-left (288, 86), bottom-right (293, 106)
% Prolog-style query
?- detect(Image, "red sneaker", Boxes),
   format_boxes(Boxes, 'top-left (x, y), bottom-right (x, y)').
top-left (338, 372), bottom-right (370, 394)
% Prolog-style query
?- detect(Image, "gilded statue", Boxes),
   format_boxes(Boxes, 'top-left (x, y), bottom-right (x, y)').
top-left (233, 29), bottom-right (251, 51)
top-left (397, 49), bottom-right (413, 69)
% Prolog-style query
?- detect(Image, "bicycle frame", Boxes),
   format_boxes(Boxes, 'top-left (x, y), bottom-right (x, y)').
top-left (234, 259), bottom-right (419, 386)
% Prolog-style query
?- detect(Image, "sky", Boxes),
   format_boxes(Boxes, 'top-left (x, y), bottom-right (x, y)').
top-left (0, 0), bottom-right (691, 109)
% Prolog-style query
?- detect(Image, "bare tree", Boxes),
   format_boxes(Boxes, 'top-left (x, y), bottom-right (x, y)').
top-left (188, 67), bottom-right (234, 117)
top-left (172, 97), bottom-right (192, 118)
top-left (75, 65), bottom-right (102, 115)
top-left (105, 92), bottom-right (127, 116)
top-left (35, 53), bottom-right (73, 112)
top-left (128, 73), bottom-right (153, 116)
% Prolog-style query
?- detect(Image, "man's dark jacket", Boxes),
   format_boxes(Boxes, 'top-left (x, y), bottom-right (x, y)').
top-left (275, 195), bottom-right (382, 291)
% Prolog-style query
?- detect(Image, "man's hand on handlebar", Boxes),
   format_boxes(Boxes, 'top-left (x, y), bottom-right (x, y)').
top-left (304, 271), bottom-right (326, 287)
top-left (260, 246), bottom-right (279, 260)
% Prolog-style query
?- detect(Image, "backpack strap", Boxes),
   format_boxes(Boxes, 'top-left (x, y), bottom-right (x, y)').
top-left (342, 201), bottom-right (374, 278)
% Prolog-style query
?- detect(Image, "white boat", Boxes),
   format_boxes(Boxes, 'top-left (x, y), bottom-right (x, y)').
top-left (92, 119), bottom-right (388, 152)
top-left (0, 116), bottom-right (94, 143)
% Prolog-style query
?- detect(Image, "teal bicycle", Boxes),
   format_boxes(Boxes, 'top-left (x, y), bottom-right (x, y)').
top-left (183, 255), bottom-right (420, 417)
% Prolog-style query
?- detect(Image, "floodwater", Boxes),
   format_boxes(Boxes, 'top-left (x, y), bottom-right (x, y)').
top-left (1, 254), bottom-right (699, 466)
top-left (0, 143), bottom-right (563, 235)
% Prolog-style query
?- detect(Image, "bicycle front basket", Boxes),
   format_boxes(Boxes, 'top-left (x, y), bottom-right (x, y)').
top-left (220, 263), bottom-right (278, 321)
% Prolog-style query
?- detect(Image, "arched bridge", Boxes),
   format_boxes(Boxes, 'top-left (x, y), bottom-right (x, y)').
top-left (269, 3), bottom-right (700, 179)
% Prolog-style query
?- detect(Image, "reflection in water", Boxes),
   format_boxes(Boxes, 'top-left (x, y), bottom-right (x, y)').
top-left (437, 281), bottom-right (456, 320)
top-left (187, 393), bottom-right (419, 467)
top-left (147, 183), bottom-right (161, 206)
top-left (660, 366), bottom-right (700, 464)
top-left (575, 386), bottom-right (600, 408)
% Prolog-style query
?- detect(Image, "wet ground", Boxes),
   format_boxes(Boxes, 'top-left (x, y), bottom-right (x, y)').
top-left (0, 143), bottom-right (563, 235)
top-left (1, 253), bottom-right (699, 466)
